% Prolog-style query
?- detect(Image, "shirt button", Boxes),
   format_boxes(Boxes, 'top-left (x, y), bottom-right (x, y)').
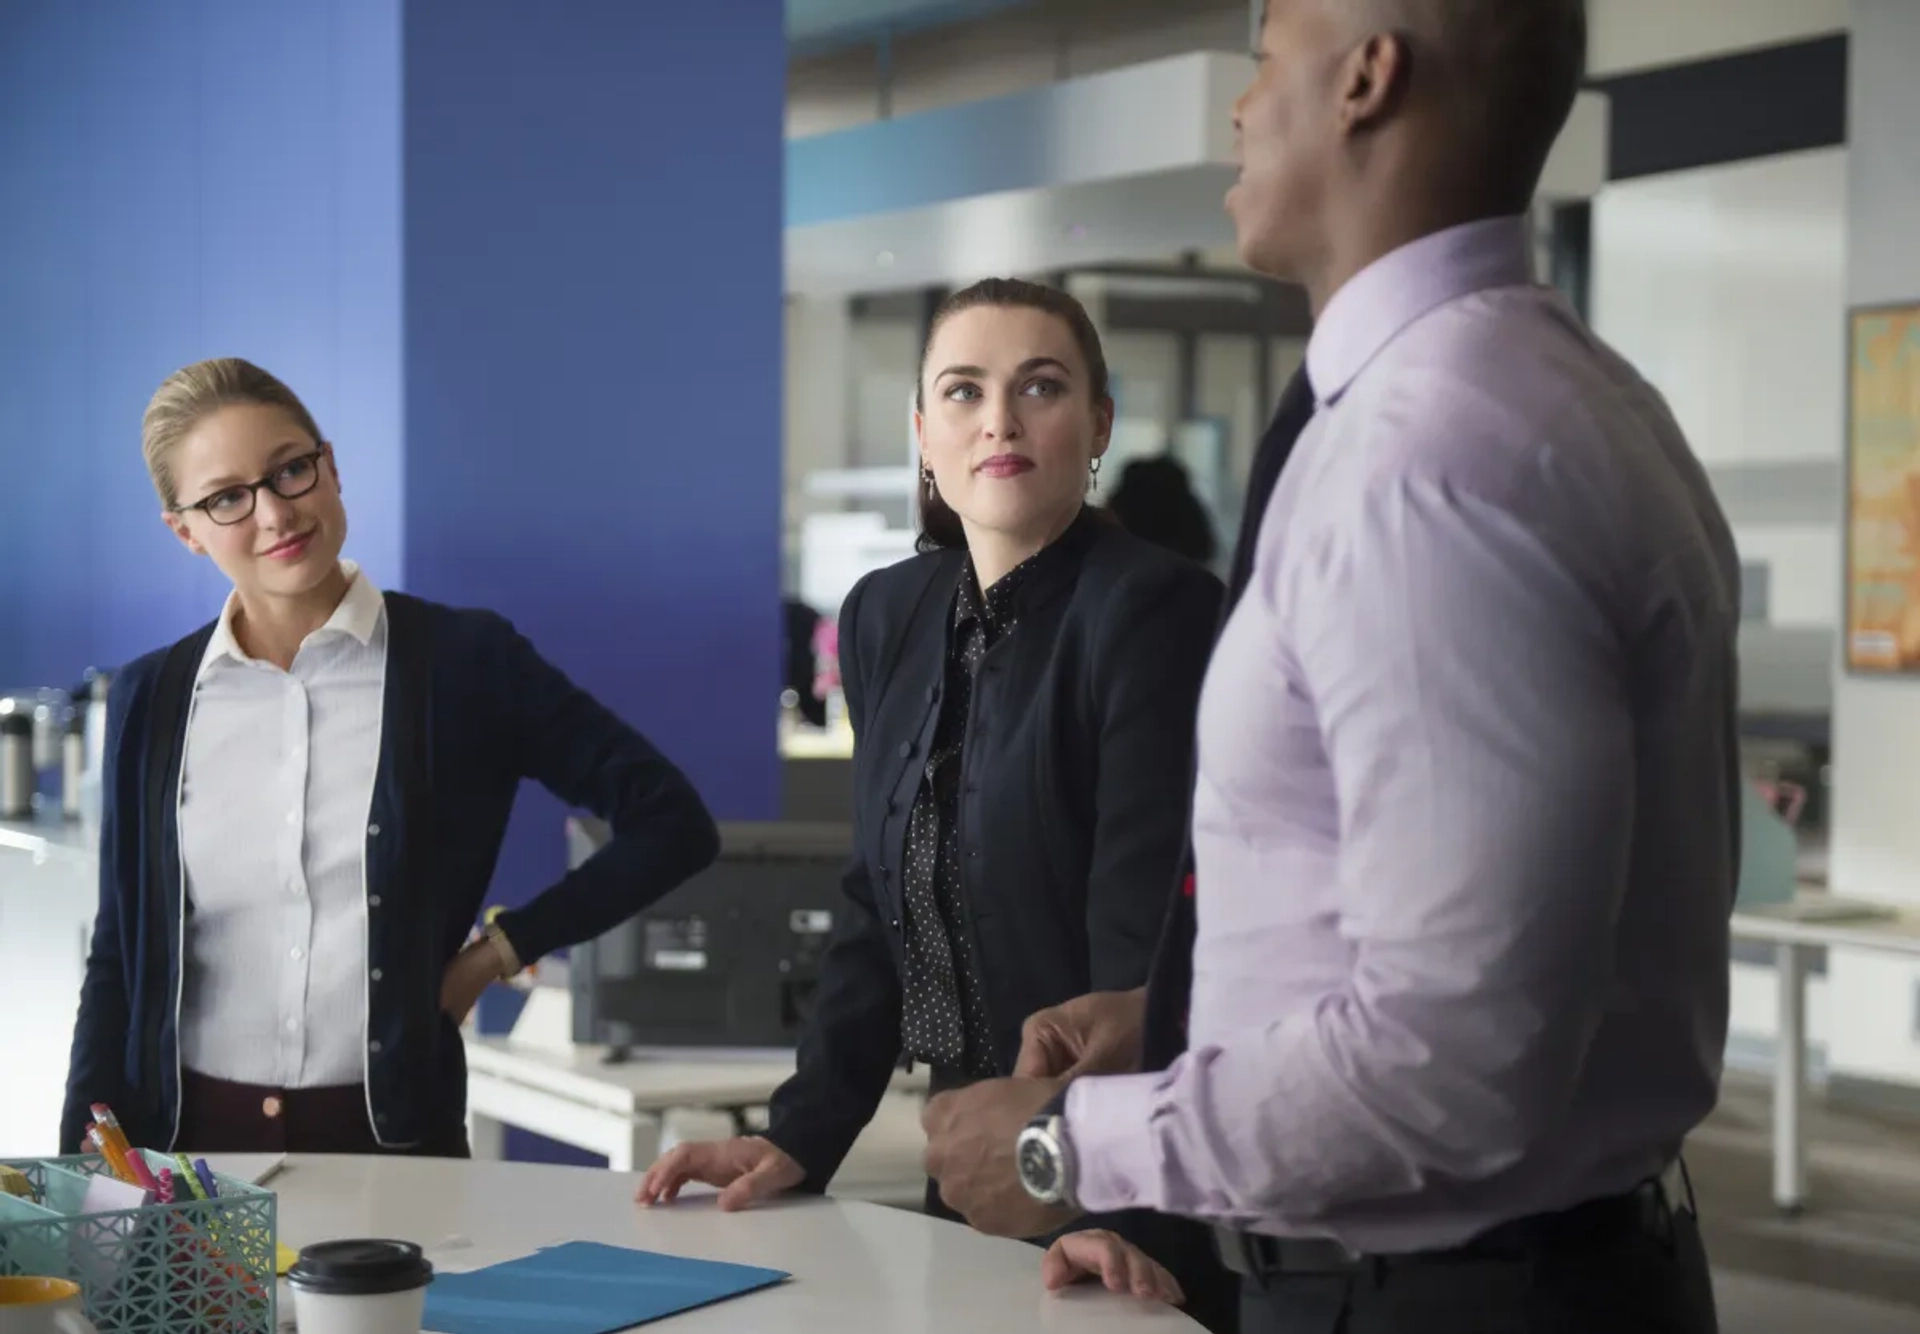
top-left (370, 968), bottom-right (383, 982)
top-left (368, 895), bottom-right (382, 908)
top-left (889, 918), bottom-right (901, 930)
top-left (369, 1040), bottom-right (383, 1054)
top-left (368, 823), bottom-right (381, 837)
top-left (290, 947), bottom-right (305, 962)
top-left (261, 1097), bottom-right (283, 1120)
top-left (285, 810), bottom-right (297, 825)
top-left (284, 1017), bottom-right (299, 1033)
top-left (897, 742), bottom-right (913, 759)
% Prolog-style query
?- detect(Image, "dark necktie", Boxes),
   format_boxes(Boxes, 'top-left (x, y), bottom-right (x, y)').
top-left (1140, 364), bottom-right (1316, 1072)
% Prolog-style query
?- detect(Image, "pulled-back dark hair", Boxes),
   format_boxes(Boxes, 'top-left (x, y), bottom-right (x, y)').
top-left (915, 278), bottom-right (1111, 552)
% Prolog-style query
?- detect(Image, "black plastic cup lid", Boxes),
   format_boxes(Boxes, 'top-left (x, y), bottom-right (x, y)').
top-left (287, 1239), bottom-right (434, 1296)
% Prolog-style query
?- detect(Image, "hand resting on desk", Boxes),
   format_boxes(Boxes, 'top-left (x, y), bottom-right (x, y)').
top-left (637, 1137), bottom-right (805, 1211)
top-left (1043, 1230), bottom-right (1185, 1307)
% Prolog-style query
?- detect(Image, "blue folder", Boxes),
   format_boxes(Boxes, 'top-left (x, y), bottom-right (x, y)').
top-left (422, 1240), bottom-right (789, 1334)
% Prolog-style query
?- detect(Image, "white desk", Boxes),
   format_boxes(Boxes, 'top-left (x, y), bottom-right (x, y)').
top-left (1728, 897), bottom-right (1920, 1213)
top-left (463, 1036), bottom-right (928, 1172)
top-left (237, 1152), bottom-right (1197, 1332)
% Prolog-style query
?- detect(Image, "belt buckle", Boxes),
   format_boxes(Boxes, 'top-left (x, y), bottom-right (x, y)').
top-left (1213, 1226), bottom-right (1358, 1278)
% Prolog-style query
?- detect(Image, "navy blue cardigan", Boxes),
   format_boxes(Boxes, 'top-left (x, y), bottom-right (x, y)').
top-left (60, 592), bottom-right (720, 1154)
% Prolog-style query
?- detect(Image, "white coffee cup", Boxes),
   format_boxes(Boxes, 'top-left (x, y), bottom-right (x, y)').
top-left (287, 1239), bottom-right (434, 1334)
top-left (0, 1277), bottom-right (97, 1334)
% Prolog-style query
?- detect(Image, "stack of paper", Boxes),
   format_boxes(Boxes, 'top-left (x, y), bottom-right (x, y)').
top-left (422, 1241), bottom-right (788, 1334)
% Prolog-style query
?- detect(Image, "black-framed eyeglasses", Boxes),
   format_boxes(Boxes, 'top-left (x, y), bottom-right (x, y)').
top-left (174, 448), bottom-right (328, 526)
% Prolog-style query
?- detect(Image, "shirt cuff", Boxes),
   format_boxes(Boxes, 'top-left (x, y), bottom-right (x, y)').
top-left (1064, 1072), bottom-right (1165, 1215)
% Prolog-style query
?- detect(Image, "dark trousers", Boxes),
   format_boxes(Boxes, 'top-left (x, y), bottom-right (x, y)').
top-left (176, 1069), bottom-right (471, 1158)
top-left (1236, 1209), bottom-right (1718, 1334)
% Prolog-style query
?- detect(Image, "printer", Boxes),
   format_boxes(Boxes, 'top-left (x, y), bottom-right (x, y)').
top-left (567, 819), bottom-right (850, 1056)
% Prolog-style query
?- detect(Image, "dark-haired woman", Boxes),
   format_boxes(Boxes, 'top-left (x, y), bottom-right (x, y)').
top-left (639, 280), bottom-right (1235, 1330)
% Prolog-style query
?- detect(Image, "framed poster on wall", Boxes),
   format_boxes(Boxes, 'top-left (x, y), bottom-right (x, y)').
top-left (1845, 302), bottom-right (1920, 674)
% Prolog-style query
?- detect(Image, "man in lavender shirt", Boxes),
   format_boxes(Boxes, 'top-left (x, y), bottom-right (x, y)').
top-left (922, 1), bottom-right (1738, 1330)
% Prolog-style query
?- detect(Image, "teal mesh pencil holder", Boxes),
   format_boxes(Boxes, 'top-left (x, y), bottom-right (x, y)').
top-left (0, 1151), bottom-right (275, 1334)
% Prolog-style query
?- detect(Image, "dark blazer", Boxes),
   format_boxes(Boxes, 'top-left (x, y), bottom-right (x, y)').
top-left (763, 513), bottom-right (1223, 1184)
top-left (61, 592), bottom-right (719, 1155)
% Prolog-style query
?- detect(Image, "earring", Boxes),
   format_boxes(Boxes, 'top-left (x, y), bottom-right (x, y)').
top-left (1088, 457), bottom-right (1103, 494)
top-left (921, 463), bottom-right (936, 493)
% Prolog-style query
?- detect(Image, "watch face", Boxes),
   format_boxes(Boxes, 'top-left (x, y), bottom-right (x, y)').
top-left (1018, 1133), bottom-right (1060, 1199)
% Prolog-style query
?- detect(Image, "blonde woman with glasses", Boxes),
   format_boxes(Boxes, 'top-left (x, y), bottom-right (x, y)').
top-left (61, 357), bottom-right (719, 1159)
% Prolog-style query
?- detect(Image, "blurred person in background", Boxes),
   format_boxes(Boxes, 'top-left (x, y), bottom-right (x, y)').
top-left (63, 358), bottom-right (719, 1160)
top-left (1104, 454), bottom-right (1219, 568)
top-left (639, 279), bottom-right (1239, 1331)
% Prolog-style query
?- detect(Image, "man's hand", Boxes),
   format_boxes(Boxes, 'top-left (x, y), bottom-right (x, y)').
top-left (438, 943), bottom-right (501, 1025)
top-left (1013, 987), bottom-right (1147, 1079)
top-left (636, 1137), bottom-right (805, 1211)
top-left (922, 1076), bottom-right (1075, 1238)
top-left (1042, 1229), bottom-right (1185, 1305)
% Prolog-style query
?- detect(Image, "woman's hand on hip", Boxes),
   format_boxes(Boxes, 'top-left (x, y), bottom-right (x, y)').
top-left (1042, 1229), bottom-right (1185, 1306)
top-left (637, 1137), bottom-right (805, 1211)
top-left (438, 943), bottom-right (501, 1025)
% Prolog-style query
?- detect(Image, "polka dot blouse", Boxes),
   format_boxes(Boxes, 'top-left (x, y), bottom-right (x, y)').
top-left (897, 552), bottom-right (1042, 1077)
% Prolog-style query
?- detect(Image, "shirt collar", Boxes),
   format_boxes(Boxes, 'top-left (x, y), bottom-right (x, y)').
top-left (954, 551), bottom-right (1035, 636)
top-left (1305, 215), bottom-right (1537, 407)
top-left (200, 559), bottom-right (385, 674)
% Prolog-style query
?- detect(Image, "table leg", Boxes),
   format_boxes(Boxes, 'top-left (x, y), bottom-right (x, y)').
top-left (608, 1114), bottom-right (661, 1174)
top-left (1773, 941), bottom-right (1808, 1214)
top-left (469, 1106), bottom-right (507, 1162)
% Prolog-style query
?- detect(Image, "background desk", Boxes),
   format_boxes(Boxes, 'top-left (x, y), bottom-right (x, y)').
top-left (464, 1036), bottom-right (929, 1186)
top-left (234, 1152), bottom-right (1197, 1332)
top-left (1729, 898), bottom-right (1920, 1213)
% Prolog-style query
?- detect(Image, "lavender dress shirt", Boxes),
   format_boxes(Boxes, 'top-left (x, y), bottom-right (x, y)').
top-left (1064, 216), bottom-right (1742, 1254)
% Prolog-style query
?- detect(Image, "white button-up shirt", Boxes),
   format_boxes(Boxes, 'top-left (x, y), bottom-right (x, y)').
top-left (177, 561), bottom-right (387, 1089)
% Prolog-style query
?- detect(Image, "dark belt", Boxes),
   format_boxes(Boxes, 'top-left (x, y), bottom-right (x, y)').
top-left (1214, 1162), bottom-right (1694, 1279)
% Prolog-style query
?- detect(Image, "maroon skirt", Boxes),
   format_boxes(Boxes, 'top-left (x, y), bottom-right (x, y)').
top-left (175, 1069), bottom-right (470, 1158)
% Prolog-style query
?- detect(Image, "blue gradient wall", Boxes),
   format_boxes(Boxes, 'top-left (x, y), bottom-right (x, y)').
top-left (401, 0), bottom-right (785, 892)
top-left (0, 0), bottom-right (405, 688)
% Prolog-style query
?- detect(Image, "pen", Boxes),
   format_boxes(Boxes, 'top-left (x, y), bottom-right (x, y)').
top-left (192, 1159), bottom-right (220, 1200)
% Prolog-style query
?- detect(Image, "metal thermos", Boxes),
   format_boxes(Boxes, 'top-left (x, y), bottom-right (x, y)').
top-left (61, 711), bottom-right (86, 820)
top-left (0, 712), bottom-right (32, 820)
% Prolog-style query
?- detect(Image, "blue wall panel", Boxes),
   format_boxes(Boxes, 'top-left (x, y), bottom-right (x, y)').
top-left (0, 0), bottom-right (405, 688)
top-left (402, 0), bottom-right (786, 854)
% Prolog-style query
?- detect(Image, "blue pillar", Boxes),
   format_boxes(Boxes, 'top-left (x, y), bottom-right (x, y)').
top-left (401, 3), bottom-right (787, 896)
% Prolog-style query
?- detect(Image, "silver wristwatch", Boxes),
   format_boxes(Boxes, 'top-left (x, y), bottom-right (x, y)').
top-left (1015, 1112), bottom-right (1079, 1211)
